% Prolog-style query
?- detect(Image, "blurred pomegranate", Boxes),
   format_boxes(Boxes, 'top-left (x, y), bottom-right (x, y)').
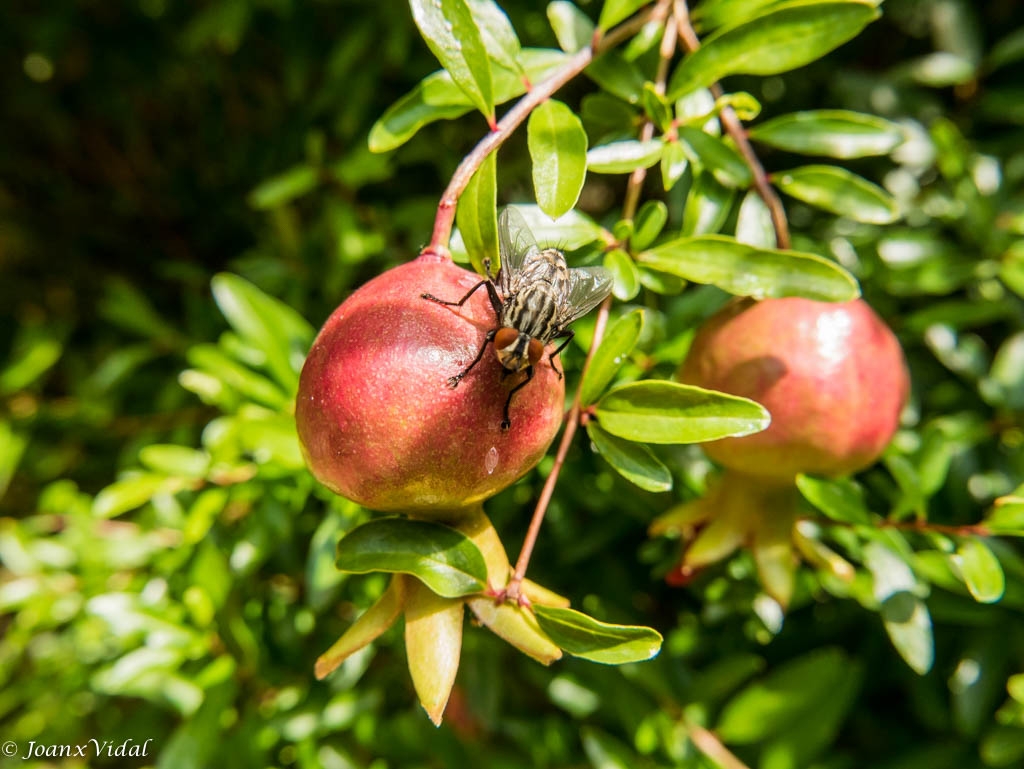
top-left (296, 255), bottom-right (564, 515)
top-left (679, 297), bottom-right (909, 483)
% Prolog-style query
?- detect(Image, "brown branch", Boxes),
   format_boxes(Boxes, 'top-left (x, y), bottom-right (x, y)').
top-left (685, 722), bottom-right (752, 769)
top-left (503, 295), bottom-right (614, 604)
top-left (673, 0), bottom-right (791, 249)
top-left (423, 6), bottom-right (664, 259)
top-left (803, 515), bottom-right (991, 538)
top-left (622, 6), bottom-right (677, 220)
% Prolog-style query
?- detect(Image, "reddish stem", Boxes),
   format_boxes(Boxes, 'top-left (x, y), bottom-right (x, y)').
top-left (673, 0), bottom-right (791, 249)
top-left (423, 7), bottom-right (663, 260)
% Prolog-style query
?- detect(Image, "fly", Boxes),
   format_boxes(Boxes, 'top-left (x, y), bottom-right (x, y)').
top-left (422, 207), bottom-right (613, 430)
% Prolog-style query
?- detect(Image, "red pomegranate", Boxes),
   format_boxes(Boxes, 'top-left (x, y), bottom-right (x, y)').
top-left (295, 255), bottom-right (564, 515)
top-left (679, 297), bottom-right (909, 483)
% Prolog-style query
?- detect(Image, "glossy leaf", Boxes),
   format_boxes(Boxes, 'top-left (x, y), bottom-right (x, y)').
top-left (466, 0), bottom-right (523, 75)
top-left (660, 140), bottom-right (689, 191)
top-left (630, 200), bottom-right (668, 251)
top-left (749, 109), bottom-right (905, 158)
top-left (604, 248), bottom-right (641, 301)
top-left (335, 518), bottom-right (488, 598)
top-left (138, 445), bottom-right (211, 479)
top-left (247, 165), bottom-right (318, 209)
top-left (595, 380), bottom-right (770, 444)
top-left (682, 172), bottom-right (734, 235)
top-left (368, 49), bottom-right (569, 152)
top-left (587, 139), bottom-right (663, 174)
top-left (881, 591), bottom-right (935, 675)
top-left (507, 204), bottom-right (605, 250)
top-left (717, 647), bottom-right (851, 743)
top-left (93, 473), bottom-right (173, 519)
top-left (667, 2), bottom-right (881, 100)
top-left (637, 235), bottom-right (860, 301)
top-left (456, 151), bottom-right (498, 276)
top-left (677, 126), bottom-right (752, 188)
top-left (735, 189), bottom-right (776, 248)
top-left (588, 423), bottom-right (672, 493)
top-left (210, 273), bottom-right (315, 392)
top-left (548, 1), bottom-right (645, 103)
top-left (598, 0), bottom-right (649, 31)
top-left (796, 475), bottom-right (873, 525)
top-left (410, 0), bottom-right (494, 123)
top-left (772, 165), bottom-right (900, 224)
top-left (580, 309), bottom-right (644, 405)
top-left (528, 99), bottom-right (588, 218)
top-left (533, 605), bottom-right (662, 664)
top-left (957, 538), bottom-right (1005, 604)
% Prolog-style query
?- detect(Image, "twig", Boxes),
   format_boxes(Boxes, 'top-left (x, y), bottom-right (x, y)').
top-left (503, 5), bottom-right (677, 603)
top-left (673, 0), bottom-right (791, 249)
top-left (504, 296), bottom-right (613, 604)
top-left (622, 7), bottom-right (677, 220)
top-left (423, 6), bottom-right (664, 259)
top-left (803, 515), bottom-right (991, 538)
top-left (685, 721), bottom-right (752, 769)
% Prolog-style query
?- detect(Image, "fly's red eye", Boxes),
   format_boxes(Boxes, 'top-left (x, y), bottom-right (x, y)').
top-left (494, 327), bottom-right (519, 349)
top-left (527, 338), bottom-right (544, 365)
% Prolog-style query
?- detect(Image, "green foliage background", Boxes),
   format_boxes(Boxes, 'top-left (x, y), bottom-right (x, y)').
top-left (2, 0), bottom-right (1024, 767)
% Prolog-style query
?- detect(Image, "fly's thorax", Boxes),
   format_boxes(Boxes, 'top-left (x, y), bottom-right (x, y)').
top-left (493, 327), bottom-right (544, 373)
top-left (500, 252), bottom-right (571, 342)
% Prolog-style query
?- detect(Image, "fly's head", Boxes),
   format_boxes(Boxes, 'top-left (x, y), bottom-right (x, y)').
top-left (494, 327), bottom-right (543, 373)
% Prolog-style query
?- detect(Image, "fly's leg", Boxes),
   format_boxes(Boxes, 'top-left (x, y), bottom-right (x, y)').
top-left (501, 366), bottom-right (534, 431)
top-left (448, 329), bottom-right (495, 389)
top-left (421, 279), bottom-right (503, 318)
top-left (547, 330), bottom-right (574, 381)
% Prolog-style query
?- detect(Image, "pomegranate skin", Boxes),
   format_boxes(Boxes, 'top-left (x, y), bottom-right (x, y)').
top-left (679, 297), bottom-right (909, 483)
top-left (296, 256), bottom-right (564, 513)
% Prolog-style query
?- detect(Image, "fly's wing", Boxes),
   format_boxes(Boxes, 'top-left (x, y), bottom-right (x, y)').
top-left (497, 206), bottom-right (540, 297)
top-left (557, 266), bottom-right (614, 327)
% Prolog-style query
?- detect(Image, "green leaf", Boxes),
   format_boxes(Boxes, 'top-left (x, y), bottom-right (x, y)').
top-left (0, 330), bottom-right (63, 394)
top-left (717, 647), bottom-right (851, 744)
top-left (533, 605), bottom-right (662, 664)
top-left (93, 473), bottom-right (172, 519)
top-left (685, 175), bottom-right (736, 238)
top-left (580, 309), bottom-right (644, 405)
top-left (660, 140), bottom-right (689, 191)
top-left (587, 139), bottom-right (663, 174)
top-left (604, 248), bottom-right (641, 301)
top-left (456, 151), bottom-right (498, 276)
top-left (796, 475), bottom-right (873, 525)
top-left (138, 445), bottom-right (211, 479)
top-left (667, 2), bottom-right (881, 100)
top-left (595, 380), bottom-right (769, 444)
top-left (677, 126), bottom-right (752, 188)
top-left (598, 0), bottom-right (649, 30)
top-left (335, 518), bottom-right (488, 598)
top-left (749, 109), bottom-right (905, 158)
top-left (466, 0), bottom-right (523, 74)
top-left (630, 200), bottom-right (668, 251)
top-left (880, 591), bottom-right (935, 675)
top-left (772, 165), bottom-right (899, 224)
top-left (581, 727), bottom-right (645, 769)
top-left (508, 204), bottom-right (605, 249)
top-left (410, 0), bottom-right (494, 123)
top-left (957, 538), bottom-right (1005, 604)
top-left (528, 99), bottom-right (588, 218)
top-left (735, 189), bottom-right (776, 248)
top-left (588, 423), bottom-right (671, 493)
top-left (247, 165), bottom-right (319, 209)
top-left (981, 726), bottom-right (1024, 767)
top-left (985, 500), bottom-right (1024, 537)
top-left (637, 235), bottom-right (860, 301)
top-left (0, 421), bottom-right (28, 501)
top-left (548, 1), bottom-right (645, 103)
top-left (210, 273), bottom-right (315, 392)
